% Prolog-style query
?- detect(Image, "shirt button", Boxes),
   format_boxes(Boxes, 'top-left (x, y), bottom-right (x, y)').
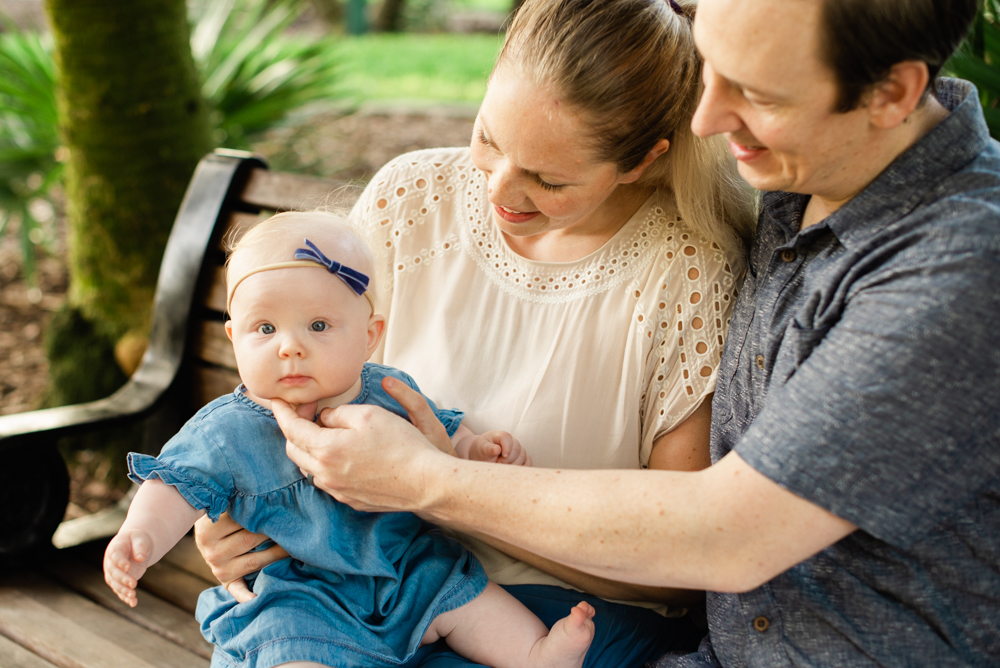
top-left (756, 355), bottom-right (765, 369)
top-left (780, 249), bottom-right (797, 262)
top-left (753, 616), bottom-right (770, 633)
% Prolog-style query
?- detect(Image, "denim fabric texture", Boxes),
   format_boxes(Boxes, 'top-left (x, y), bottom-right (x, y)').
top-left (406, 584), bottom-right (703, 668)
top-left (128, 363), bottom-right (486, 668)
top-left (659, 79), bottom-right (1000, 667)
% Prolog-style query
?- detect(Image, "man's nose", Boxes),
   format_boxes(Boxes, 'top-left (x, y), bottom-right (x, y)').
top-left (691, 64), bottom-right (743, 139)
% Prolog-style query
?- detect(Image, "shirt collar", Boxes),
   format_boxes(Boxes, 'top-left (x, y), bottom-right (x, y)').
top-left (763, 78), bottom-right (992, 250)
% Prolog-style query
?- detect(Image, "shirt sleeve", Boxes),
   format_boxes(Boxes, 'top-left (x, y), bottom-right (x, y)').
top-left (127, 423), bottom-right (236, 522)
top-left (639, 236), bottom-right (742, 466)
top-left (736, 247), bottom-right (1000, 548)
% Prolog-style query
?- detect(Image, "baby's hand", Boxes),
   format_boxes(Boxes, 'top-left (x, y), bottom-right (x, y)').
top-left (103, 529), bottom-right (154, 607)
top-left (467, 430), bottom-right (532, 466)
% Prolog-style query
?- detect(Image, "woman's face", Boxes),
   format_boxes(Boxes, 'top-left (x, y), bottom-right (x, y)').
top-left (470, 66), bottom-right (650, 245)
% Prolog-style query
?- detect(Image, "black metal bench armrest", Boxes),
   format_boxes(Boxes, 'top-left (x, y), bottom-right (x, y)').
top-left (0, 150), bottom-right (266, 449)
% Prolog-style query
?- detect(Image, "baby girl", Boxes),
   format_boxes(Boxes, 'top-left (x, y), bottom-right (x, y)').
top-left (102, 211), bottom-right (595, 668)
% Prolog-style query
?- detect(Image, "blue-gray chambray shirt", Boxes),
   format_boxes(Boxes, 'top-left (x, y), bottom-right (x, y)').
top-left (662, 78), bottom-right (1000, 667)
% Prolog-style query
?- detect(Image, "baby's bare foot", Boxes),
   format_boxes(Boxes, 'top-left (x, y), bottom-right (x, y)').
top-left (528, 601), bottom-right (596, 668)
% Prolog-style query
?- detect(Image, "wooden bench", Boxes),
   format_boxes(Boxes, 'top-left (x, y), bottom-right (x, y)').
top-left (0, 149), bottom-right (349, 667)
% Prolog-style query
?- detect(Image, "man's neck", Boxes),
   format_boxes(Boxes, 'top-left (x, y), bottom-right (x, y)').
top-left (801, 97), bottom-right (951, 231)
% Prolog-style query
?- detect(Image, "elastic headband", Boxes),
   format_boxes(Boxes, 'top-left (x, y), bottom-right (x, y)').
top-left (667, 0), bottom-right (686, 17)
top-left (227, 238), bottom-right (375, 314)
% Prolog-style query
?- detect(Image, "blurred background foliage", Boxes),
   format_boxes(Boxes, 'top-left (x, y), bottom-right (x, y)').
top-left (944, 0), bottom-right (1000, 138)
top-left (0, 0), bottom-right (500, 286)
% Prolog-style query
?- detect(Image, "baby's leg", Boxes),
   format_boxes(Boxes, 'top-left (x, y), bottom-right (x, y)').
top-left (423, 581), bottom-right (595, 668)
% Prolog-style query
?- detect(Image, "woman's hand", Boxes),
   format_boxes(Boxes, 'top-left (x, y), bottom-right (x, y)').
top-left (193, 513), bottom-right (288, 603)
top-left (274, 377), bottom-right (446, 513)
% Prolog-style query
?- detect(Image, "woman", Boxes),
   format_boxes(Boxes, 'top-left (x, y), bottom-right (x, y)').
top-left (196, 0), bottom-right (755, 664)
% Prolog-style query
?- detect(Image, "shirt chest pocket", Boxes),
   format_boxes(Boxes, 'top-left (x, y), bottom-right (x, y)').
top-left (774, 318), bottom-right (830, 385)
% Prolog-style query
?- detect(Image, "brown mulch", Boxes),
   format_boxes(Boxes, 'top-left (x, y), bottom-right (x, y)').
top-left (0, 108), bottom-right (476, 521)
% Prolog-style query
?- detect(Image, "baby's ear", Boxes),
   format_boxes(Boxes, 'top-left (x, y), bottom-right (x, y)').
top-left (365, 314), bottom-right (386, 360)
top-left (225, 320), bottom-right (234, 342)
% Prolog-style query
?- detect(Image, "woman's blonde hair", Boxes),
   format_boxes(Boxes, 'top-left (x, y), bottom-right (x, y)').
top-left (497, 0), bottom-right (757, 255)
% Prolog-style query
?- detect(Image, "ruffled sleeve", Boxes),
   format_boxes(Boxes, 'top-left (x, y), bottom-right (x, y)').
top-left (127, 410), bottom-right (238, 521)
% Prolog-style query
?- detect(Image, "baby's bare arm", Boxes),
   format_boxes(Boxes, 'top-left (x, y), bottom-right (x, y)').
top-left (104, 480), bottom-right (204, 606)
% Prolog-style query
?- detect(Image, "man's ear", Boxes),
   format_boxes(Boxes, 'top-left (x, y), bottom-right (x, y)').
top-left (867, 60), bottom-right (930, 130)
top-left (225, 320), bottom-right (234, 341)
top-left (620, 139), bottom-right (671, 184)
top-left (365, 314), bottom-right (386, 360)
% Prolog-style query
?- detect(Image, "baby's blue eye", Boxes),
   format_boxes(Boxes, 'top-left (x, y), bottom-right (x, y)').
top-left (258, 323), bottom-right (275, 335)
top-left (310, 321), bottom-right (328, 332)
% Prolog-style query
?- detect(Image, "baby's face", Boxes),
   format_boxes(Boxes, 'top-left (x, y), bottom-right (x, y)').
top-left (226, 266), bottom-right (380, 408)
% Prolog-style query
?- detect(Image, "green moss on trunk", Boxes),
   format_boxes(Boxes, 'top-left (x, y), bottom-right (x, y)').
top-left (43, 0), bottom-right (214, 403)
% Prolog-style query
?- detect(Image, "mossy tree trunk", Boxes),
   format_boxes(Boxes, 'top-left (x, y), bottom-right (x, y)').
top-left (43, 0), bottom-right (214, 406)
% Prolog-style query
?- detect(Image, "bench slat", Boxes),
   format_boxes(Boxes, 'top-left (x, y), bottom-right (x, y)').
top-left (0, 634), bottom-right (59, 668)
top-left (241, 168), bottom-right (342, 211)
top-left (0, 573), bottom-right (208, 668)
top-left (218, 211), bottom-right (265, 251)
top-left (193, 320), bottom-right (236, 370)
top-left (140, 557), bottom-right (214, 616)
top-left (202, 266), bottom-right (228, 314)
top-left (160, 535), bottom-right (218, 584)
top-left (192, 365), bottom-right (244, 409)
top-left (45, 555), bottom-right (213, 660)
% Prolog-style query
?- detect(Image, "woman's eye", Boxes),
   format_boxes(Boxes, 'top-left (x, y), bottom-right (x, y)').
top-left (310, 321), bottom-right (328, 332)
top-left (535, 176), bottom-right (565, 192)
top-left (258, 323), bottom-right (275, 335)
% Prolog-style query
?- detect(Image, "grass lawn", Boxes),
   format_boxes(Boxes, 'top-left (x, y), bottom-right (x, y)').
top-left (336, 33), bottom-right (503, 104)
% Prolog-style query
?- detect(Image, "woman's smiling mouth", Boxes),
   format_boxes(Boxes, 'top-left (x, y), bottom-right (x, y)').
top-left (493, 204), bottom-right (541, 223)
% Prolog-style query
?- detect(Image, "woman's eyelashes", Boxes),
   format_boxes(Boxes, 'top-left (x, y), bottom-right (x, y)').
top-left (535, 175), bottom-right (565, 192)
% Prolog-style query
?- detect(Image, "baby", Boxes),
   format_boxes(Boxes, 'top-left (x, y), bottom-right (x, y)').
top-left (103, 211), bottom-right (594, 668)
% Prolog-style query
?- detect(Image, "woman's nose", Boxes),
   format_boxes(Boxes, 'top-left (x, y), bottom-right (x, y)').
top-left (487, 161), bottom-right (523, 208)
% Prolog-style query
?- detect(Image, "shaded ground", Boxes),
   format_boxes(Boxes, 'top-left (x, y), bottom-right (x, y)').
top-left (0, 108), bottom-right (476, 520)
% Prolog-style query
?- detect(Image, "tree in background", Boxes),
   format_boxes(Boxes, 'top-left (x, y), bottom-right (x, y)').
top-left (43, 0), bottom-right (214, 406)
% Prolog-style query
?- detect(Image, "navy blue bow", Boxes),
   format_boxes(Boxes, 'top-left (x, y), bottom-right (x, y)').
top-left (294, 238), bottom-right (370, 296)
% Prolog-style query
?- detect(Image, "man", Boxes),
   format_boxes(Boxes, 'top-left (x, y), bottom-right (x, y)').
top-left (213, 0), bottom-right (999, 664)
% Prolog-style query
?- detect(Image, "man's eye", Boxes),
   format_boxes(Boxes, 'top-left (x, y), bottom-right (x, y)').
top-left (258, 323), bottom-right (275, 335)
top-left (310, 321), bottom-right (328, 332)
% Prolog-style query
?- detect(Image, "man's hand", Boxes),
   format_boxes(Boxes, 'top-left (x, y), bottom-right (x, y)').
top-left (274, 378), bottom-right (445, 513)
top-left (193, 513), bottom-right (288, 603)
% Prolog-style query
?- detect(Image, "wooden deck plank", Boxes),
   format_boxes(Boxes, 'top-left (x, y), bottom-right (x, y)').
top-left (0, 633), bottom-right (60, 668)
top-left (44, 554), bottom-right (213, 660)
top-left (0, 572), bottom-right (208, 668)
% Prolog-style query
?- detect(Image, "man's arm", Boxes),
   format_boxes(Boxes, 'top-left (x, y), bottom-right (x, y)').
top-left (277, 383), bottom-right (856, 593)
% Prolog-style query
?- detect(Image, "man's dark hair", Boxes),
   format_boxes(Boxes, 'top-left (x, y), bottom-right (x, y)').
top-left (820, 0), bottom-right (979, 112)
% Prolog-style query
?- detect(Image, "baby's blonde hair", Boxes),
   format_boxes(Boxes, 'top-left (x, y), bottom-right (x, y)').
top-left (225, 211), bottom-right (378, 313)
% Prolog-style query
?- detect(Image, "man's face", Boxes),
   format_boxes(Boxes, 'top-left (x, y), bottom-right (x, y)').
top-left (691, 0), bottom-right (875, 201)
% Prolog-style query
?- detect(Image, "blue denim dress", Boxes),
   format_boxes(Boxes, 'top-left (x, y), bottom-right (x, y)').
top-left (128, 363), bottom-right (488, 668)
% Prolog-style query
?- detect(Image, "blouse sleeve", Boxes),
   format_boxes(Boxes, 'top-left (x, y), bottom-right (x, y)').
top-left (638, 232), bottom-right (742, 466)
